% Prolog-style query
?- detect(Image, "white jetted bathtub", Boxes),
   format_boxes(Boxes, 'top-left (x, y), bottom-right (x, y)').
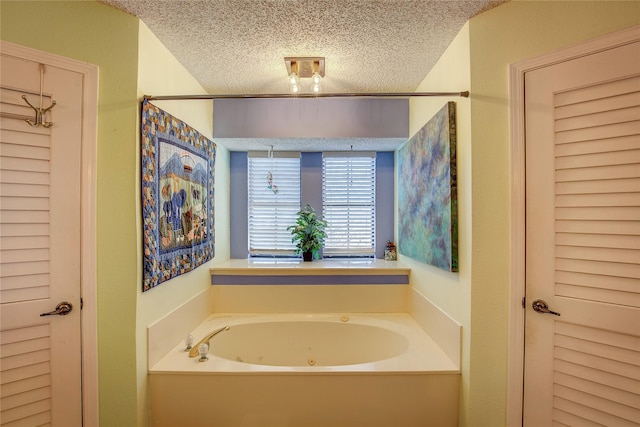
top-left (149, 313), bottom-right (460, 427)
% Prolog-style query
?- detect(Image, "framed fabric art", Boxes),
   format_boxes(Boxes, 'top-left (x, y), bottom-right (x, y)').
top-left (141, 100), bottom-right (216, 291)
top-left (397, 102), bottom-right (458, 272)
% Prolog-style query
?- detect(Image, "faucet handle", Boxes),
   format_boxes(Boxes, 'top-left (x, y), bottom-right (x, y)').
top-left (184, 334), bottom-right (194, 351)
top-left (198, 343), bottom-right (209, 362)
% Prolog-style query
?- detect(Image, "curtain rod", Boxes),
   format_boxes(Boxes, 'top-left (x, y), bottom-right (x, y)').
top-left (143, 91), bottom-right (469, 101)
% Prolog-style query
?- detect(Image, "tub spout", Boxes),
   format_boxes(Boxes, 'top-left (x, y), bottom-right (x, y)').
top-left (189, 326), bottom-right (230, 358)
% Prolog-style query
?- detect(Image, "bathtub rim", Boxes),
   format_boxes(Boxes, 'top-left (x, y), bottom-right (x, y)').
top-left (149, 312), bottom-right (460, 375)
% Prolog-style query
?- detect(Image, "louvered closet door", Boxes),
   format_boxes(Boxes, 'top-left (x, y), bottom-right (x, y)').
top-left (1, 54), bottom-right (82, 426)
top-left (524, 39), bottom-right (640, 426)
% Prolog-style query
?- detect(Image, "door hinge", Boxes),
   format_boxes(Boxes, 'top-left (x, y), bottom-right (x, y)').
top-left (522, 297), bottom-right (526, 309)
top-left (80, 298), bottom-right (84, 310)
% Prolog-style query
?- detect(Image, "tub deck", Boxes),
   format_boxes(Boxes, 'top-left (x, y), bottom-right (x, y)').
top-left (149, 313), bottom-right (460, 427)
top-left (149, 313), bottom-right (459, 375)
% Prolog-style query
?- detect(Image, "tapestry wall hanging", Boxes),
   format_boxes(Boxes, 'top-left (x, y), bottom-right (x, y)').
top-left (397, 101), bottom-right (458, 272)
top-left (141, 100), bottom-right (216, 291)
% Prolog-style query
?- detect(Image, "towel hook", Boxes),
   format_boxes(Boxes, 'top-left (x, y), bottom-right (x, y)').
top-left (22, 64), bottom-right (56, 128)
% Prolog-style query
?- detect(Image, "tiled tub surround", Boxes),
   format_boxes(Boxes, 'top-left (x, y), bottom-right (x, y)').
top-left (148, 260), bottom-right (461, 426)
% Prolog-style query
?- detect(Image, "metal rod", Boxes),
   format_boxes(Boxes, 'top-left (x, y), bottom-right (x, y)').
top-left (143, 91), bottom-right (469, 101)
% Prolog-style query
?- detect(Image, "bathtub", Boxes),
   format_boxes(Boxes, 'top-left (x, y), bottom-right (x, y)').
top-left (149, 313), bottom-right (460, 427)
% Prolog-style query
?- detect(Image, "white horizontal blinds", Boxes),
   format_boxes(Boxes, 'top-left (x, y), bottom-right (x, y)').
top-left (0, 87), bottom-right (53, 425)
top-left (248, 152), bottom-right (300, 256)
top-left (322, 152), bottom-right (376, 257)
top-left (552, 75), bottom-right (640, 425)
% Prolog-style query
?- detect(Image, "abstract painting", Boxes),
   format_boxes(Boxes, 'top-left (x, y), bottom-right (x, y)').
top-left (397, 102), bottom-right (458, 272)
top-left (141, 100), bottom-right (216, 291)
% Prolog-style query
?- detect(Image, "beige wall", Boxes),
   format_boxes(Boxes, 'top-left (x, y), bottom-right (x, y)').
top-left (403, 20), bottom-right (472, 422)
top-left (405, 2), bottom-right (639, 426)
top-left (135, 22), bottom-right (231, 427)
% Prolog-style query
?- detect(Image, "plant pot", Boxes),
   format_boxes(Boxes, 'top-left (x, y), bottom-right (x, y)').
top-left (302, 251), bottom-right (313, 262)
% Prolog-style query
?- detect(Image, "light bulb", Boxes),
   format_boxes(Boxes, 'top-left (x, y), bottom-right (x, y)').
top-left (312, 82), bottom-right (321, 94)
top-left (312, 72), bottom-right (322, 85)
top-left (289, 72), bottom-right (301, 94)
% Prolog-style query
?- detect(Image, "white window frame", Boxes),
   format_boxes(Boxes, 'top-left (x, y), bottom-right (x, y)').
top-left (322, 152), bottom-right (376, 258)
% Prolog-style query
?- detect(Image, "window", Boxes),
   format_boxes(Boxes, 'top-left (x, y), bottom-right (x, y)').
top-left (247, 152), bottom-right (300, 256)
top-left (322, 153), bottom-right (376, 257)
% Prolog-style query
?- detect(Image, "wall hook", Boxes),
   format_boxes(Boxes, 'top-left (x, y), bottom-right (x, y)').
top-left (22, 64), bottom-right (56, 128)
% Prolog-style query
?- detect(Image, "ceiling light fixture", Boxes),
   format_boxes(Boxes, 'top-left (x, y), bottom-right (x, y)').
top-left (285, 57), bottom-right (325, 94)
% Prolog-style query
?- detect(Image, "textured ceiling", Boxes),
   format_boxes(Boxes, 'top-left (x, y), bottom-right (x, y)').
top-left (100, 0), bottom-right (507, 150)
top-left (101, 0), bottom-right (506, 95)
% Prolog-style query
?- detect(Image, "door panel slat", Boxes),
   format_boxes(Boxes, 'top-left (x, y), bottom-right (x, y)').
top-left (556, 232), bottom-right (640, 249)
top-left (0, 249), bottom-right (49, 264)
top-left (0, 156), bottom-right (49, 173)
top-left (555, 91), bottom-right (640, 120)
top-left (555, 107), bottom-right (640, 133)
top-left (1, 386), bottom-right (50, 411)
top-left (0, 128), bottom-right (50, 149)
top-left (555, 163), bottom-right (640, 182)
top-left (553, 408), bottom-right (606, 427)
top-left (556, 257), bottom-right (639, 279)
top-left (556, 206), bottom-right (639, 221)
top-left (555, 270), bottom-right (639, 293)
top-left (0, 287), bottom-right (49, 304)
top-left (0, 399), bottom-right (51, 425)
top-left (0, 143), bottom-right (50, 161)
top-left (0, 274), bottom-right (49, 292)
top-left (555, 149), bottom-right (640, 170)
top-left (554, 387), bottom-right (639, 424)
top-left (554, 75), bottom-right (640, 107)
top-left (555, 358), bottom-right (639, 394)
top-left (555, 121), bottom-right (640, 145)
top-left (556, 283), bottom-right (639, 307)
top-left (0, 197), bottom-right (49, 211)
top-left (0, 374), bottom-right (49, 399)
top-left (555, 334), bottom-right (640, 365)
top-left (556, 219), bottom-right (639, 235)
top-left (556, 192), bottom-right (640, 207)
top-left (555, 134), bottom-right (640, 157)
top-left (556, 245), bottom-right (639, 264)
top-left (555, 371), bottom-right (640, 409)
top-left (0, 410), bottom-right (51, 427)
top-left (554, 396), bottom-right (638, 427)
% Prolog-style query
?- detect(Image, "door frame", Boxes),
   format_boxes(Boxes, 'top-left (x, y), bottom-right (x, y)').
top-left (506, 25), bottom-right (640, 427)
top-left (1, 40), bottom-right (99, 426)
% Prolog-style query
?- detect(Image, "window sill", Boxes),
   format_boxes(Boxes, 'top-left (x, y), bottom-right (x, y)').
top-left (210, 258), bottom-right (410, 285)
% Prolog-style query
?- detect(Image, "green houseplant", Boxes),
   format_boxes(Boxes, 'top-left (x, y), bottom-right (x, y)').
top-left (287, 204), bottom-right (328, 261)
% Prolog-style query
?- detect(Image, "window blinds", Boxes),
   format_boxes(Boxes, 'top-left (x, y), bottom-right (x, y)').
top-left (322, 153), bottom-right (376, 257)
top-left (248, 152), bottom-right (301, 256)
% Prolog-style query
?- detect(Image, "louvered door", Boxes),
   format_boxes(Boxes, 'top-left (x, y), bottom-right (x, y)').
top-left (1, 54), bottom-right (82, 426)
top-left (524, 40), bottom-right (640, 426)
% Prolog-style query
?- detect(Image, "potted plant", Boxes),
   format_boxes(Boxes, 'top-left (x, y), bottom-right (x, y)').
top-left (287, 204), bottom-right (328, 261)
